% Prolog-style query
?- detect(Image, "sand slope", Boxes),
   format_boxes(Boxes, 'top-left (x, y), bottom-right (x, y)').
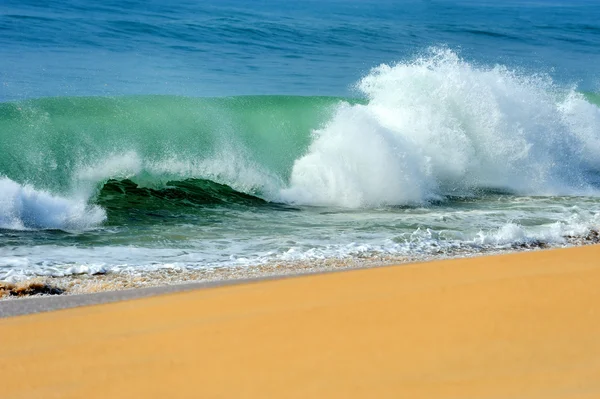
top-left (2, 246), bottom-right (600, 398)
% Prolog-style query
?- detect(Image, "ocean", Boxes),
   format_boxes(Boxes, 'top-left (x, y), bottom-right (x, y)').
top-left (1, 0), bottom-right (599, 286)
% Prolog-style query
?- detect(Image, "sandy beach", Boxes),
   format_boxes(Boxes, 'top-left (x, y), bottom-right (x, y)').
top-left (2, 245), bottom-right (600, 398)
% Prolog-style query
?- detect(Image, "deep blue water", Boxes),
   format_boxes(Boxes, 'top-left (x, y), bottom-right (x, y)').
top-left (1, 0), bottom-right (599, 101)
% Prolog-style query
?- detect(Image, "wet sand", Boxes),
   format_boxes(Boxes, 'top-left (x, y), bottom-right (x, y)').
top-left (2, 245), bottom-right (600, 398)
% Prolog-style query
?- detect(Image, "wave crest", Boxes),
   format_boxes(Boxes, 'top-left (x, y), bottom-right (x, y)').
top-left (281, 48), bottom-right (600, 207)
top-left (1, 48), bottom-right (600, 229)
top-left (0, 177), bottom-right (106, 230)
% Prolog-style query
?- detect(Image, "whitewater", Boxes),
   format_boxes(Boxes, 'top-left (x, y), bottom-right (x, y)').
top-left (1, 49), bottom-right (600, 284)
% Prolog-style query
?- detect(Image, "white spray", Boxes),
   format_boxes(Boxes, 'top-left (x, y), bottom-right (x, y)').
top-left (281, 48), bottom-right (600, 207)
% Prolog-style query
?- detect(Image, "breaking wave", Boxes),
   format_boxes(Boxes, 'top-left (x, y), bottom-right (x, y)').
top-left (1, 49), bottom-right (599, 230)
top-left (282, 48), bottom-right (600, 206)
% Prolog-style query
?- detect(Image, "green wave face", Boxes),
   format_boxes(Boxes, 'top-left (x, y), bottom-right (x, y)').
top-left (1, 86), bottom-right (599, 221)
top-left (96, 178), bottom-right (276, 226)
top-left (584, 92), bottom-right (600, 107)
top-left (0, 95), bottom-right (356, 198)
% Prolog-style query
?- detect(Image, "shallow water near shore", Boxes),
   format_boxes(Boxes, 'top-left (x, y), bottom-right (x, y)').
top-left (1, 0), bottom-right (600, 285)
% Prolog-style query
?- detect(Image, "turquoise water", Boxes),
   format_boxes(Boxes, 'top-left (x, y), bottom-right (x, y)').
top-left (1, 0), bottom-right (600, 282)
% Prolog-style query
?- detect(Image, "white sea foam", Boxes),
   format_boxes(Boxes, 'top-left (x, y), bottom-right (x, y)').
top-left (2, 208), bottom-right (598, 283)
top-left (0, 177), bottom-right (106, 231)
top-left (281, 48), bottom-right (600, 207)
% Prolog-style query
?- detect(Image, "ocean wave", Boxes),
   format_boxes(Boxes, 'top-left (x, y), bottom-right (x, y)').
top-left (1, 49), bottom-right (600, 231)
top-left (0, 177), bottom-right (105, 230)
top-left (282, 48), bottom-right (600, 206)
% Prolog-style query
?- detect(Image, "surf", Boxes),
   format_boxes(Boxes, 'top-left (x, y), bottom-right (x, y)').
top-left (282, 48), bottom-right (600, 206)
top-left (1, 49), bottom-right (600, 231)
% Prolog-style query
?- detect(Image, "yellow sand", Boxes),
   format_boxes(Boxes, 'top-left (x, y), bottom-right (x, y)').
top-left (2, 246), bottom-right (600, 399)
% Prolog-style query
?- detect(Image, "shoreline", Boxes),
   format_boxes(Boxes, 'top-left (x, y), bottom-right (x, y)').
top-left (2, 244), bottom-right (599, 398)
top-left (0, 245), bottom-right (565, 305)
top-left (2, 235), bottom-right (598, 303)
